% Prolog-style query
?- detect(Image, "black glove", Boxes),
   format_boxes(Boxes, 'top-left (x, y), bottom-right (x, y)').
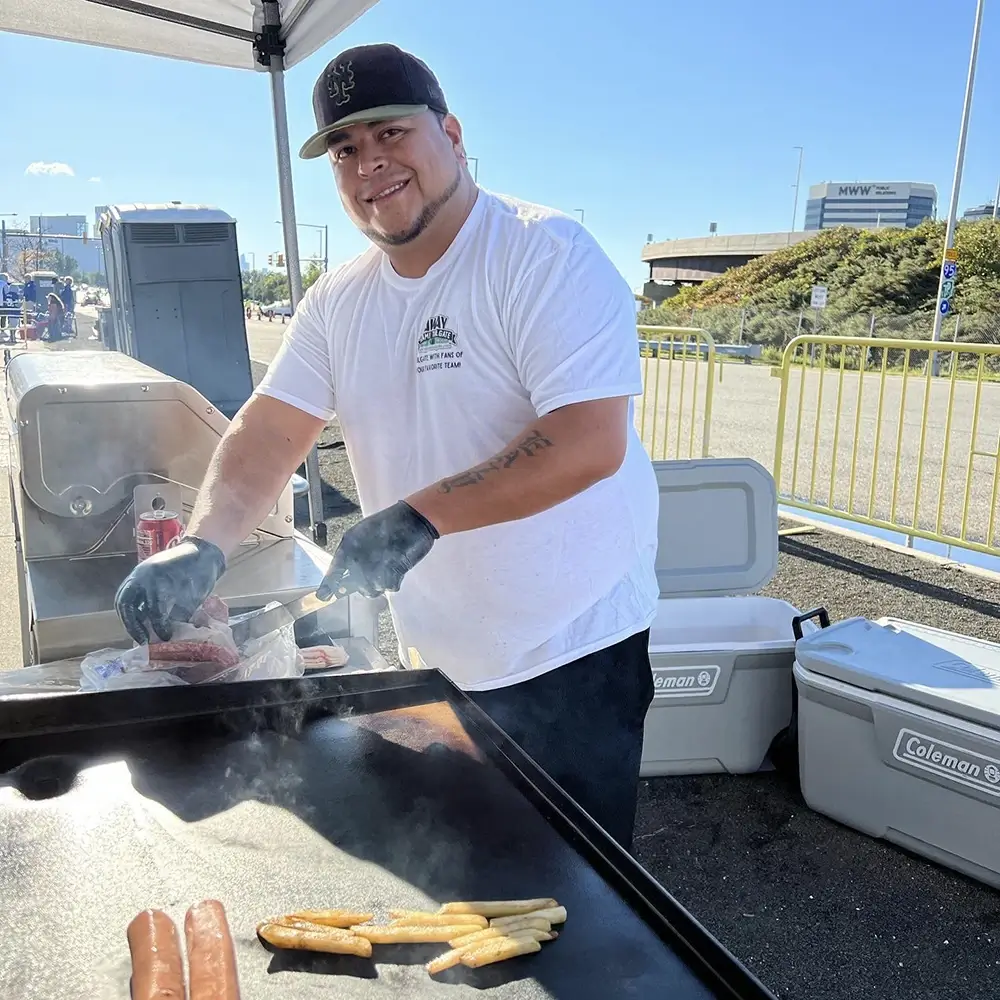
top-left (318, 501), bottom-right (439, 600)
top-left (115, 537), bottom-right (227, 644)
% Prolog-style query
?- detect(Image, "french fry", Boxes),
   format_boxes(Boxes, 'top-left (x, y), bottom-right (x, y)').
top-left (493, 905), bottom-right (566, 925)
top-left (460, 935), bottom-right (542, 969)
top-left (508, 929), bottom-right (557, 943)
top-left (257, 921), bottom-right (372, 958)
top-left (265, 916), bottom-right (359, 934)
top-left (449, 927), bottom-right (503, 949)
top-left (286, 909), bottom-right (374, 928)
top-left (487, 916), bottom-right (552, 933)
top-left (428, 930), bottom-right (555, 976)
top-left (389, 911), bottom-right (488, 929)
top-left (426, 947), bottom-right (468, 975)
top-left (439, 898), bottom-right (557, 918)
top-left (351, 924), bottom-right (485, 944)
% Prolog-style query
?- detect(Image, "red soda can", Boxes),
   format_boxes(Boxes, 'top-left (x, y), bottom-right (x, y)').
top-left (136, 510), bottom-right (184, 561)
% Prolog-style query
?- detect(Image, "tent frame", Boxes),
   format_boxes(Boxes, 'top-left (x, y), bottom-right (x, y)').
top-left (80, 0), bottom-right (328, 542)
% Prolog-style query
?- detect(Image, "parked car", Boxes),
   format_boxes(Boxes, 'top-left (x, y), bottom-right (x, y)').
top-left (262, 300), bottom-right (294, 322)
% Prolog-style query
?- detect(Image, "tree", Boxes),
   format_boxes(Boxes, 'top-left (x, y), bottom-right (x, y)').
top-left (303, 262), bottom-right (323, 291)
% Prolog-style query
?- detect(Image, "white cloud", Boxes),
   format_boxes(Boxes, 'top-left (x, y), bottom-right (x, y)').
top-left (24, 161), bottom-right (75, 177)
top-left (87, 176), bottom-right (102, 183)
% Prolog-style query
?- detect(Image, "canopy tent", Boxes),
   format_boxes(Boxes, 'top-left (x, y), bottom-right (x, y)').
top-left (1, 0), bottom-right (378, 539)
top-left (5, 0), bottom-right (375, 70)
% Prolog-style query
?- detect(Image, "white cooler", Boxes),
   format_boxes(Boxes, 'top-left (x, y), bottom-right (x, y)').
top-left (795, 617), bottom-right (1000, 888)
top-left (640, 458), bottom-right (814, 777)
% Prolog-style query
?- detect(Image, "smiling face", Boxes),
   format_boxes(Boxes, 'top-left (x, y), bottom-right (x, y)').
top-left (326, 111), bottom-right (467, 247)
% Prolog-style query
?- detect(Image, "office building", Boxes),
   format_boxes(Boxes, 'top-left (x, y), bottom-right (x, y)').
top-left (962, 202), bottom-right (996, 222)
top-left (804, 182), bottom-right (937, 231)
top-left (27, 213), bottom-right (102, 273)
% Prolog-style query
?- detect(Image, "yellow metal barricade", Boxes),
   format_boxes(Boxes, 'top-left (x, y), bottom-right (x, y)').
top-left (773, 334), bottom-right (1000, 554)
top-left (636, 325), bottom-right (715, 459)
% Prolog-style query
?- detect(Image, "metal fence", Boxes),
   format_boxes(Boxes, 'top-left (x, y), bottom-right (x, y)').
top-left (635, 326), bottom-right (715, 459)
top-left (641, 304), bottom-right (1000, 352)
top-left (773, 335), bottom-right (1000, 554)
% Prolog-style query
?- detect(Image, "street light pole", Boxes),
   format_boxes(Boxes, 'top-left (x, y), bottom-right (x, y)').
top-left (0, 214), bottom-right (17, 273)
top-left (931, 0), bottom-right (986, 372)
top-left (993, 175), bottom-right (999, 221)
top-left (274, 220), bottom-right (327, 270)
top-left (791, 146), bottom-right (804, 231)
top-left (467, 156), bottom-right (479, 183)
top-left (574, 208), bottom-right (585, 224)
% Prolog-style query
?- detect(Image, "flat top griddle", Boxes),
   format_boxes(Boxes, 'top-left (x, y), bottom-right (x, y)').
top-left (0, 671), bottom-right (776, 1000)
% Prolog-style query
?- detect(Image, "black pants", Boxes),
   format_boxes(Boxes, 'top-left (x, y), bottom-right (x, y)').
top-left (469, 629), bottom-right (653, 853)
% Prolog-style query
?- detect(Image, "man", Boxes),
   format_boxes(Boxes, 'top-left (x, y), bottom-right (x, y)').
top-left (115, 44), bottom-right (659, 850)
top-left (60, 276), bottom-right (75, 315)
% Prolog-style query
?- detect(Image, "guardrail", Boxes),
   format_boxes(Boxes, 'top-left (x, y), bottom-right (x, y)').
top-left (773, 335), bottom-right (1000, 555)
top-left (636, 326), bottom-right (715, 459)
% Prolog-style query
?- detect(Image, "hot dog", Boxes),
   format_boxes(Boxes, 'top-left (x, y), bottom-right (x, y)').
top-left (185, 900), bottom-right (241, 1000)
top-left (127, 909), bottom-right (186, 1000)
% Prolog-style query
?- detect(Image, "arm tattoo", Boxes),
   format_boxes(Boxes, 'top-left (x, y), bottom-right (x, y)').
top-left (438, 429), bottom-right (554, 493)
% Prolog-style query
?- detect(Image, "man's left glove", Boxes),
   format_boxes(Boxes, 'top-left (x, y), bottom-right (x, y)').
top-left (318, 501), bottom-right (439, 600)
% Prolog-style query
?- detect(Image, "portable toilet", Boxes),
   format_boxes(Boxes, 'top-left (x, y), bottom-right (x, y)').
top-left (99, 204), bottom-right (253, 419)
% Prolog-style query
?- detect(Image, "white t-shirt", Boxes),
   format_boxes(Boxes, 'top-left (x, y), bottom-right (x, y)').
top-left (256, 190), bottom-right (659, 691)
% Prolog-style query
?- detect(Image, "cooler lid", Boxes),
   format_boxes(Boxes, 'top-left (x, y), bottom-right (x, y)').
top-left (795, 617), bottom-right (1000, 730)
top-left (654, 458), bottom-right (779, 599)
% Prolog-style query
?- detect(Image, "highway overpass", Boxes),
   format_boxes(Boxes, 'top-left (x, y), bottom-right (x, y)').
top-left (641, 230), bottom-right (816, 301)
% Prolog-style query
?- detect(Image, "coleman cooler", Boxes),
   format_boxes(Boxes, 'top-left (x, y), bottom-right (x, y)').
top-left (641, 458), bottom-right (813, 777)
top-left (795, 617), bottom-right (1000, 889)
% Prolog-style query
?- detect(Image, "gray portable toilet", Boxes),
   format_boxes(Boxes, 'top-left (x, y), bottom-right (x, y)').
top-left (99, 204), bottom-right (253, 419)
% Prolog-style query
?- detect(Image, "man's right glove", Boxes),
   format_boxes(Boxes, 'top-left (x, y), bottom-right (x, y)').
top-left (115, 537), bottom-right (227, 645)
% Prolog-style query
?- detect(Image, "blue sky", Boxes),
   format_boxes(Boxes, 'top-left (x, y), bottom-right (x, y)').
top-left (2, 0), bottom-right (998, 289)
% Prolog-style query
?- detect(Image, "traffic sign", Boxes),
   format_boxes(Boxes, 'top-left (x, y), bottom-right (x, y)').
top-left (943, 261), bottom-right (958, 280)
top-left (942, 279), bottom-right (956, 299)
top-left (810, 285), bottom-right (828, 309)
top-left (945, 247), bottom-right (958, 262)
top-left (939, 299), bottom-right (951, 315)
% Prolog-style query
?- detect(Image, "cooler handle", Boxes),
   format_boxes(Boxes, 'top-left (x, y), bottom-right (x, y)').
top-left (792, 606), bottom-right (830, 640)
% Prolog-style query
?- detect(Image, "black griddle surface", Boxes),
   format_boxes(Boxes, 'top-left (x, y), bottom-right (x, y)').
top-left (0, 677), bottom-right (770, 999)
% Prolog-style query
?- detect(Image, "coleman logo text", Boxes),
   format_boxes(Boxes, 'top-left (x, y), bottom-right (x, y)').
top-left (892, 729), bottom-right (1000, 796)
top-left (652, 665), bottom-right (720, 699)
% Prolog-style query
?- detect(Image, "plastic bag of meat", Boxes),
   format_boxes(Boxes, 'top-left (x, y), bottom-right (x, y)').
top-left (80, 644), bottom-right (187, 691)
top-left (82, 597), bottom-right (303, 689)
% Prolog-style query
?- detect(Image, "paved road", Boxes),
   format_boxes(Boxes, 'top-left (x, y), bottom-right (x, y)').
top-left (638, 357), bottom-right (1000, 549)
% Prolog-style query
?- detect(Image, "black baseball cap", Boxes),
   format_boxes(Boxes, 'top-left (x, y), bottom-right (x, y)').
top-left (299, 43), bottom-right (449, 160)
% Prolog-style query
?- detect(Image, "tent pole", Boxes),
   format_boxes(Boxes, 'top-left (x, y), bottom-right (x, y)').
top-left (267, 49), bottom-right (327, 546)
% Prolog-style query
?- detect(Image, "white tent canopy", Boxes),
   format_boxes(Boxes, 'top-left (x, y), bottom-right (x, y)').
top-left (4, 0), bottom-right (376, 70)
top-left (1, 0), bottom-right (374, 538)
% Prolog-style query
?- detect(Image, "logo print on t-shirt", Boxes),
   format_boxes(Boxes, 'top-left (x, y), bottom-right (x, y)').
top-left (416, 315), bottom-right (463, 374)
top-left (327, 61), bottom-right (355, 106)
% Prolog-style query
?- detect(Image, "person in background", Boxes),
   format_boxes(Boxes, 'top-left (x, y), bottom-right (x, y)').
top-left (23, 276), bottom-right (36, 309)
top-left (41, 293), bottom-right (66, 341)
top-left (0, 273), bottom-right (9, 304)
top-left (59, 276), bottom-right (75, 315)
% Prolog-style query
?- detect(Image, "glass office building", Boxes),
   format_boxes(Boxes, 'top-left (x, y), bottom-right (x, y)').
top-left (962, 202), bottom-right (996, 222)
top-left (804, 182), bottom-right (937, 231)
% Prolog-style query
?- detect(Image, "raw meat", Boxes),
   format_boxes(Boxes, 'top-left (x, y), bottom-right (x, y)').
top-left (299, 644), bottom-right (349, 670)
top-left (148, 640), bottom-right (239, 669)
top-left (198, 595), bottom-right (230, 624)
